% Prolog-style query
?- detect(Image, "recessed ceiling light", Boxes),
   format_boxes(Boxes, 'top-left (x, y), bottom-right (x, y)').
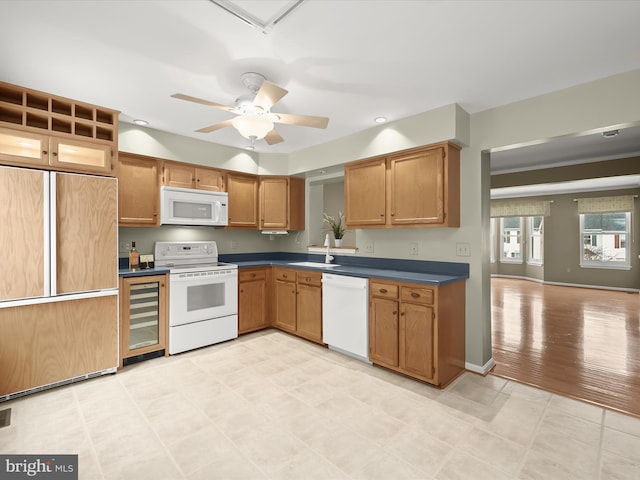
top-left (601, 129), bottom-right (619, 138)
top-left (133, 119), bottom-right (149, 126)
top-left (374, 117), bottom-right (387, 124)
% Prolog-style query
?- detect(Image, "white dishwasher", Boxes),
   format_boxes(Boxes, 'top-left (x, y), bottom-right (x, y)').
top-left (322, 273), bottom-right (370, 363)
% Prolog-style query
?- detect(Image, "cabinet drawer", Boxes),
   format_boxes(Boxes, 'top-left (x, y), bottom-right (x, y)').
top-left (401, 286), bottom-right (434, 305)
top-left (297, 271), bottom-right (322, 287)
top-left (239, 269), bottom-right (266, 282)
top-left (370, 281), bottom-right (398, 299)
top-left (274, 268), bottom-right (296, 282)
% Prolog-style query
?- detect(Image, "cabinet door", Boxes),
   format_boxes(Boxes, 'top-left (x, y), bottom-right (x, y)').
top-left (260, 177), bottom-right (288, 229)
top-left (163, 161), bottom-right (195, 188)
top-left (117, 153), bottom-right (159, 226)
top-left (0, 295), bottom-right (117, 396)
top-left (345, 157), bottom-right (386, 226)
top-left (196, 167), bottom-right (225, 191)
top-left (399, 302), bottom-right (435, 381)
top-left (0, 166), bottom-right (46, 301)
top-left (227, 173), bottom-right (259, 228)
top-left (50, 136), bottom-right (113, 175)
top-left (239, 270), bottom-right (268, 334)
top-left (0, 127), bottom-right (49, 167)
top-left (389, 147), bottom-right (444, 225)
top-left (369, 296), bottom-right (399, 367)
top-left (274, 279), bottom-right (297, 333)
top-left (296, 283), bottom-right (322, 343)
top-left (55, 173), bottom-right (117, 294)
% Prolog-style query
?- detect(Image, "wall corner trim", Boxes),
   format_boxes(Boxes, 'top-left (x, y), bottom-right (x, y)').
top-left (465, 358), bottom-right (496, 376)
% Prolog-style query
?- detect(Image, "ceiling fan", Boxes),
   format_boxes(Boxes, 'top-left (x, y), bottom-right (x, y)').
top-left (171, 72), bottom-right (329, 146)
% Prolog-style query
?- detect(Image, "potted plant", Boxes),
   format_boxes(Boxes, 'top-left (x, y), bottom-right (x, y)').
top-left (323, 211), bottom-right (346, 246)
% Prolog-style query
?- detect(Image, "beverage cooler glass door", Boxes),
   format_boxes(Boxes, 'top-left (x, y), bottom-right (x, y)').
top-left (128, 281), bottom-right (161, 349)
top-left (169, 270), bottom-right (238, 326)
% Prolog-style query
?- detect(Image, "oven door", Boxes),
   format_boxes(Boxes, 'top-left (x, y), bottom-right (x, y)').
top-left (169, 269), bottom-right (238, 326)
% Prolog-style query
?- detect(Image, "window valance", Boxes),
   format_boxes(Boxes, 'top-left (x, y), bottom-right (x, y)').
top-left (576, 195), bottom-right (635, 214)
top-left (490, 200), bottom-right (552, 218)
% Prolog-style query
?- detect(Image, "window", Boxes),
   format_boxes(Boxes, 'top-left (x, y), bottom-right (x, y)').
top-left (580, 212), bottom-right (630, 269)
top-left (528, 216), bottom-right (543, 265)
top-left (500, 217), bottom-right (522, 263)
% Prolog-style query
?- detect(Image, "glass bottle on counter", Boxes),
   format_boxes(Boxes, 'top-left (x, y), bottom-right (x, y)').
top-left (129, 242), bottom-right (140, 271)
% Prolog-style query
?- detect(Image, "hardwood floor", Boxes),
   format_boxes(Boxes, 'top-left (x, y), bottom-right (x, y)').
top-left (491, 277), bottom-right (640, 418)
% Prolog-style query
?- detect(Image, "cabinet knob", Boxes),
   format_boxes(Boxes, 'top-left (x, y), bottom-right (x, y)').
top-left (153, 212), bottom-right (157, 216)
top-left (251, 273), bottom-right (256, 277)
top-left (380, 288), bottom-right (388, 294)
top-left (283, 274), bottom-right (288, 278)
top-left (240, 289), bottom-right (244, 293)
top-left (42, 150), bottom-right (48, 155)
top-left (390, 212), bottom-right (395, 216)
top-left (411, 292), bottom-right (420, 298)
top-left (52, 151), bottom-right (58, 157)
top-left (380, 213), bottom-right (384, 216)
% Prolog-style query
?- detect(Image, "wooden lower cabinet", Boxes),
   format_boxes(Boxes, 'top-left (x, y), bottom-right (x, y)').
top-left (273, 268), bottom-right (297, 333)
top-left (119, 274), bottom-right (168, 367)
top-left (295, 271), bottom-right (323, 343)
top-left (0, 295), bottom-right (118, 397)
top-left (238, 268), bottom-right (270, 334)
top-left (272, 267), bottom-right (323, 344)
top-left (369, 278), bottom-right (465, 387)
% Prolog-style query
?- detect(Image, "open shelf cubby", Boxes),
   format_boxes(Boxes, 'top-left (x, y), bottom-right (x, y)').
top-left (0, 81), bottom-right (118, 146)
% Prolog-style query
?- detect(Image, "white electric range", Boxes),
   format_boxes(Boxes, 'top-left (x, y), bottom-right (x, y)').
top-left (155, 241), bottom-right (238, 354)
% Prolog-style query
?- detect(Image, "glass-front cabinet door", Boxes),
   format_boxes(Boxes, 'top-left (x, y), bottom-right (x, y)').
top-left (120, 274), bottom-right (167, 367)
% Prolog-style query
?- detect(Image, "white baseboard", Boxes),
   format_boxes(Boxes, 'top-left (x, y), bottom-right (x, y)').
top-left (491, 274), bottom-right (639, 293)
top-left (465, 358), bottom-right (495, 376)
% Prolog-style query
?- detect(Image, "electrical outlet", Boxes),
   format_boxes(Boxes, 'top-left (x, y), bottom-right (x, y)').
top-left (364, 242), bottom-right (374, 253)
top-left (230, 240), bottom-right (238, 250)
top-left (456, 242), bottom-right (470, 257)
top-left (409, 242), bottom-right (419, 255)
top-left (119, 242), bottom-right (131, 253)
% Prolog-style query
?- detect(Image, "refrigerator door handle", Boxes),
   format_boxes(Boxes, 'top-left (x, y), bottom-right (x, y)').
top-left (48, 172), bottom-right (56, 296)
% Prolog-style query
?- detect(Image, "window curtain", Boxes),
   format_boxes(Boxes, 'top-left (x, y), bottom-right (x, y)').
top-left (576, 195), bottom-right (635, 214)
top-left (490, 200), bottom-right (551, 218)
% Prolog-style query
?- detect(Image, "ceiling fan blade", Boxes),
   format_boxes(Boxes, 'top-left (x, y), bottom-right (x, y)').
top-left (264, 129), bottom-right (284, 145)
top-left (171, 93), bottom-right (233, 111)
top-left (253, 81), bottom-right (288, 111)
top-left (273, 112), bottom-right (329, 129)
top-left (195, 119), bottom-right (233, 133)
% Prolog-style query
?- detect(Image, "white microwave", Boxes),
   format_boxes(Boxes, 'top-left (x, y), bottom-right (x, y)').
top-left (160, 186), bottom-right (228, 226)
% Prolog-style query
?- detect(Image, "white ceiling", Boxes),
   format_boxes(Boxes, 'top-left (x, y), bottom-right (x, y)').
top-left (2, 0), bottom-right (640, 171)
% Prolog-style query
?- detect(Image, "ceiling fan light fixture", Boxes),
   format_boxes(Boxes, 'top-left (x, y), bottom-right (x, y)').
top-left (374, 116), bottom-right (387, 124)
top-left (602, 129), bottom-right (620, 138)
top-left (231, 114), bottom-right (273, 140)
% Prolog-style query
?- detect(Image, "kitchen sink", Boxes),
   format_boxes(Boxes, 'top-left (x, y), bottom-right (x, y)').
top-left (288, 262), bottom-right (340, 268)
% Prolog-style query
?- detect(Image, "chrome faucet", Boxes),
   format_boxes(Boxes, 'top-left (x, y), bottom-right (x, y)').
top-left (324, 233), bottom-right (334, 264)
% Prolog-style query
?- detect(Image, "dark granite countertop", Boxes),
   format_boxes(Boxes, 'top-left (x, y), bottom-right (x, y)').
top-left (221, 252), bottom-right (468, 286)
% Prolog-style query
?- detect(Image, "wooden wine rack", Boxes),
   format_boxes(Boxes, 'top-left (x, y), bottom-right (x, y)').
top-left (0, 81), bottom-right (118, 147)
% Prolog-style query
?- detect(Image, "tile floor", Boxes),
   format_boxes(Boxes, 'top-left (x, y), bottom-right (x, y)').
top-left (1, 329), bottom-right (640, 479)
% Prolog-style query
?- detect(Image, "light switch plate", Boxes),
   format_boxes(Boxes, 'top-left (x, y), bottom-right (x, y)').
top-left (456, 242), bottom-right (470, 257)
top-left (410, 242), bottom-right (419, 255)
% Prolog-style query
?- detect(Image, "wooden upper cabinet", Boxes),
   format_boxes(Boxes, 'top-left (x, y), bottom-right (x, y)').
top-left (196, 167), bottom-right (225, 191)
top-left (345, 157), bottom-right (386, 227)
top-left (389, 147), bottom-right (445, 225)
top-left (344, 142), bottom-right (460, 228)
top-left (117, 152), bottom-right (160, 226)
top-left (0, 81), bottom-right (118, 175)
top-left (259, 176), bottom-right (305, 230)
top-left (162, 161), bottom-right (225, 191)
top-left (226, 172), bottom-right (259, 228)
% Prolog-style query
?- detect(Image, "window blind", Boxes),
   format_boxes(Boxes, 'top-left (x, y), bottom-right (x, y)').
top-left (576, 195), bottom-right (635, 214)
top-left (490, 200), bottom-right (551, 218)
